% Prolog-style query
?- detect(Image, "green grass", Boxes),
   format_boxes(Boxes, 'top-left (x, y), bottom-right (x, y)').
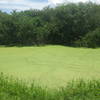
top-left (0, 73), bottom-right (100, 100)
top-left (0, 45), bottom-right (100, 87)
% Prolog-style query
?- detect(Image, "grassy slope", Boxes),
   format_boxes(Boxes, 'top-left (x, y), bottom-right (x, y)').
top-left (0, 45), bottom-right (100, 87)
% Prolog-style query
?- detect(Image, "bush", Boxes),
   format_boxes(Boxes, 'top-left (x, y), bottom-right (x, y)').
top-left (75, 28), bottom-right (100, 48)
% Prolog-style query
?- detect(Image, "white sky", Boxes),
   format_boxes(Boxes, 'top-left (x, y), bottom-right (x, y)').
top-left (0, 0), bottom-right (99, 12)
top-left (49, 0), bottom-right (99, 4)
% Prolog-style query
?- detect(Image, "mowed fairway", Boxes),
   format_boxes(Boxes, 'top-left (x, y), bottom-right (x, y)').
top-left (0, 45), bottom-right (100, 87)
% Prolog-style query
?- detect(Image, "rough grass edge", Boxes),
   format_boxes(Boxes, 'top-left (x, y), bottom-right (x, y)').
top-left (0, 72), bottom-right (100, 100)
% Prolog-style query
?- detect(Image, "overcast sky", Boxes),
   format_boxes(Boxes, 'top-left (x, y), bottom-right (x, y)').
top-left (0, 0), bottom-right (99, 12)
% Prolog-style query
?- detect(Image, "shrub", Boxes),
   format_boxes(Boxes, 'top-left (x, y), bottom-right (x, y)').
top-left (75, 28), bottom-right (100, 48)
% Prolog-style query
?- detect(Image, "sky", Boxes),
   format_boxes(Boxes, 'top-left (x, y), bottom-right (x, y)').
top-left (0, 0), bottom-right (99, 12)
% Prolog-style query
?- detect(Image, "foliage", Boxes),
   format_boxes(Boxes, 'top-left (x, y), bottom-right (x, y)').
top-left (75, 28), bottom-right (100, 48)
top-left (0, 2), bottom-right (100, 47)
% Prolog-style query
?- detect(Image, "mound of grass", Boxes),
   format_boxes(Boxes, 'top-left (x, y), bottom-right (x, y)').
top-left (0, 73), bottom-right (100, 100)
top-left (0, 45), bottom-right (100, 87)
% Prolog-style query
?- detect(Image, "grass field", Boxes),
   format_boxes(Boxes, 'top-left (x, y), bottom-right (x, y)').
top-left (0, 45), bottom-right (100, 88)
top-left (0, 74), bottom-right (100, 100)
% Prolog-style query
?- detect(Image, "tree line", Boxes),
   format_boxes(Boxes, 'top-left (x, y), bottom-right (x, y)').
top-left (0, 2), bottom-right (100, 47)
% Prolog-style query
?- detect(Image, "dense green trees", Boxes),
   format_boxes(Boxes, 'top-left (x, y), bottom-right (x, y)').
top-left (75, 28), bottom-right (100, 48)
top-left (0, 2), bottom-right (100, 47)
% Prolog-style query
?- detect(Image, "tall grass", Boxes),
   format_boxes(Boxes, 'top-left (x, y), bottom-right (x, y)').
top-left (0, 73), bottom-right (100, 100)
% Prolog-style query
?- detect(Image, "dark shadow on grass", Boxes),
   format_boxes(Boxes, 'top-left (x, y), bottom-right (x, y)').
top-left (0, 43), bottom-right (100, 49)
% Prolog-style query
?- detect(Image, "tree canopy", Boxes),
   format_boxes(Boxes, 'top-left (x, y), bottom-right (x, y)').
top-left (0, 2), bottom-right (100, 47)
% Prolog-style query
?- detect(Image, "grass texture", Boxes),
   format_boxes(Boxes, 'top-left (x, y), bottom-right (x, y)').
top-left (0, 73), bottom-right (100, 100)
top-left (0, 45), bottom-right (100, 87)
